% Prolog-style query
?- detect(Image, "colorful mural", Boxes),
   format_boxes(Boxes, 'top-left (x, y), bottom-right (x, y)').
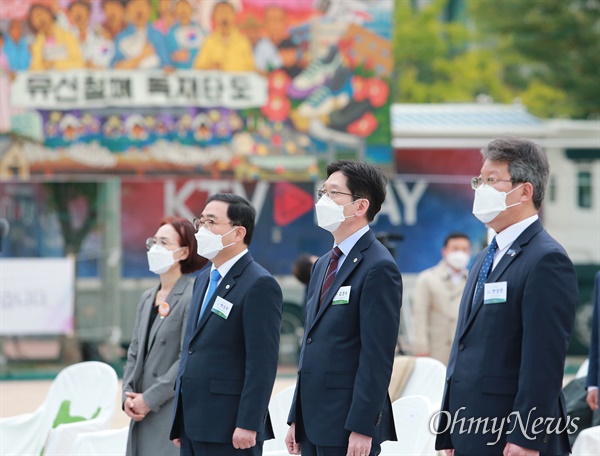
top-left (0, 0), bottom-right (394, 179)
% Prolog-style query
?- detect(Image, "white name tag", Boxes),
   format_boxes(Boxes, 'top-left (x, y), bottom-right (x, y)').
top-left (484, 281), bottom-right (507, 304)
top-left (212, 296), bottom-right (234, 319)
top-left (332, 286), bottom-right (351, 305)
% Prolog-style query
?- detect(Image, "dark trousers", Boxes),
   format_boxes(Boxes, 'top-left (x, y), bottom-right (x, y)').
top-left (299, 437), bottom-right (381, 456)
top-left (179, 407), bottom-right (263, 456)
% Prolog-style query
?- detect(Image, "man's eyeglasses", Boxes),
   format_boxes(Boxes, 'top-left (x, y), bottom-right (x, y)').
top-left (193, 218), bottom-right (234, 231)
top-left (316, 188), bottom-right (362, 200)
top-left (471, 177), bottom-right (515, 189)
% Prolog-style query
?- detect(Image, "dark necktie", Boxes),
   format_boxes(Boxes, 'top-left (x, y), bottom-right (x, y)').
top-left (320, 247), bottom-right (342, 308)
top-left (472, 237), bottom-right (498, 308)
top-left (198, 269), bottom-right (221, 324)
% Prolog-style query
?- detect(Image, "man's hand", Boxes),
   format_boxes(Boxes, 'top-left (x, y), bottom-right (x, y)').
top-left (123, 394), bottom-right (145, 422)
top-left (285, 423), bottom-right (300, 454)
top-left (346, 431), bottom-right (372, 456)
top-left (126, 391), bottom-right (151, 416)
top-left (586, 388), bottom-right (599, 410)
top-left (232, 427), bottom-right (257, 450)
top-left (173, 438), bottom-right (181, 448)
top-left (503, 442), bottom-right (539, 456)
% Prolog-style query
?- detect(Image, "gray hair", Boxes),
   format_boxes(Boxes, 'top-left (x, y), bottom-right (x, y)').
top-left (481, 137), bottom-right (549, 210)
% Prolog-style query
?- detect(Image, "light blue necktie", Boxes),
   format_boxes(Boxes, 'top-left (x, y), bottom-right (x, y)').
top-left (198, 269), bottom-right (221, 324)
top-left (472, 237), bottom-right (498, 308)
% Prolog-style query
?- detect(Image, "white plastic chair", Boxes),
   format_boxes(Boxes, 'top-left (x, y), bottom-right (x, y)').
top-left (263, 384), bottom-right (296, 452)
top-left (381, 395), bottom-right (437, 456)
top-left (400, 357), bottom-right (446, 409)
top-left (571, 424), bottom-right (600, 455)
top-left (71, 426), bottom-right (129, 456)
top-left (576, 358), bottom-right (590, 379)
top-left (263, 385), bottom-right (296, 454)
top-left (0, 361), bottom-right (118, 456)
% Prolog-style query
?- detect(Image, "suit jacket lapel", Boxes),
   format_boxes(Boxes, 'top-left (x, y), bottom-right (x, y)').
top-left (304, 255), bottom-right (329, 330)
top-left (137, 286), bottom-right (157, 362)
top-left (193, 252), bottom-right (252, 336)
top-left (146, 275), bottom-right (188, 355)
top-left (461, 220), bottom-right (544, 334)
top-left (310, 230), bottom-right (374, 331)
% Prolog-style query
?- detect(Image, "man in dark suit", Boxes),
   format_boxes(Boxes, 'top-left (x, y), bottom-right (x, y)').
top-left (285, 160), bottom-right (402, 456)
top-left (586, 271), bottom-right (600, 415)
top-left (170, 193), bottom-right (282, 456)
top-left (435, 137), bottom-right (578, 456)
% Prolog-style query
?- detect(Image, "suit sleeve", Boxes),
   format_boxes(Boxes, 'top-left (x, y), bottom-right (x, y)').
top-left (143, 285), bottom-right (192, 412)
top-left (122, 290), bottom-right (150, 407)
top-left (236, 274), bottom-right (283, 431)
top-left (586, 272), bottom-right (600, 388)
top-left (345, 260), bottom-right (402, 437)
top-left (507, 251), bottom-right (578, 451)
top-left (412, 271), bottom-right (432, 355)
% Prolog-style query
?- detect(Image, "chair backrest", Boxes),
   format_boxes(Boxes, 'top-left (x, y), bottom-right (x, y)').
top-left (400, 357), bottom-right (446, 409)
top-left (43, 362), bottom-right (118, 455)
top-left (576, 359), bottom-right (589, 379)
top-left (264, 385), bottom-right (296, 452)
top-left (0, 361), bottom-right (118, 456)
top-left (45, 361), bottom-right (118, 428)
top-left (381, 395), bottom-right (437, 456)
top-left (71, 427), bottom-right (129, 456)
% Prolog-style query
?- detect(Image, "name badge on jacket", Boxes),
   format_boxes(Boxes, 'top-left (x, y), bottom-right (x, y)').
top-left (332, 286), bottom-right (351, 305)
top-left (484, 281), bottom-right (507, 304)
top-left (212, 296), bottom-right (234, 319)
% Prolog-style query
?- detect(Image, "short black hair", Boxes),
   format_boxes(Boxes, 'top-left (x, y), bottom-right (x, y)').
top-left (206, 193), bottom-right (256, 245)
top-left (326, 160), bottom-right (387, 222)
top-left (292, 253), bottom-right (315, 285)
top-left (443, 232), bottom-right (470, 247)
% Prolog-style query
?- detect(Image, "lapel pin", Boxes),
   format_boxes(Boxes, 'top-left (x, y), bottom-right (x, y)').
top-left (158, 302), bottom-right (170, 319)
top-left (225, 284), bottom-right (230, 289)
top-left (507, 249), bottom-right (516, 257)
top-left (353, 258), bottom-right (357, 263)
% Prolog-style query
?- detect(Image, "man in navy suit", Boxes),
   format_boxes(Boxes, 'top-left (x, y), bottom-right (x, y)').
top-left (170, 193), bottom-right (282, 455)
top-left (285, 160), bottom-right (402, 456)
top-left (586, 271), bottom-right (600, 416)
top-left (435, 138), bottom-right (578, 456)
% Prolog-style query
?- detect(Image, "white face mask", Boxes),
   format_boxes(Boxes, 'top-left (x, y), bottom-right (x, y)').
top-left (315, 195), bottom-right (356, 233)
top-left (195, 226), bottom-right (236, 260)
top-left (147, 245), bottom-right (181, 275)
top-left (472, 183), bottom-right (523, 224)
top-left (445, 251), bottom-right (470, 271)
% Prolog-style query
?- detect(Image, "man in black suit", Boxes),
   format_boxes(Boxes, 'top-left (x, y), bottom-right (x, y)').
top-left (435, 137), bottom-right (578, 456)
top-left (586, 271), bottom-right (600, 415)
top-left (285, 160), bottom-right (402, 456)
top-left (170, 193), bottom-right (282, 455)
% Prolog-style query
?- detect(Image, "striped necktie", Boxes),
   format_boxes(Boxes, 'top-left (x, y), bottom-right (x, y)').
top-left (319, 247), bottom-right (342, 308)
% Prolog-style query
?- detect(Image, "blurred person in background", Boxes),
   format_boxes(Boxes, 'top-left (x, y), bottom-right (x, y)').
top-left (123, 216), bottom-right (206, 456)
top-left (412, 232), bottom-right (471, 364)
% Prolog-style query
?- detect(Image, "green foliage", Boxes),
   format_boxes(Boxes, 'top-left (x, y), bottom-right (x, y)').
top-left (393, 0), bottom-right (512, 104)
top-left (468, 0), bottom-right (600, 119)
top-left (393, 0), bottom-right (600, 119)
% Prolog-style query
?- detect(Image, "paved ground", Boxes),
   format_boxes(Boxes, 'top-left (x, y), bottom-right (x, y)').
top-left (0, 369), bottom-right (297, 429)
